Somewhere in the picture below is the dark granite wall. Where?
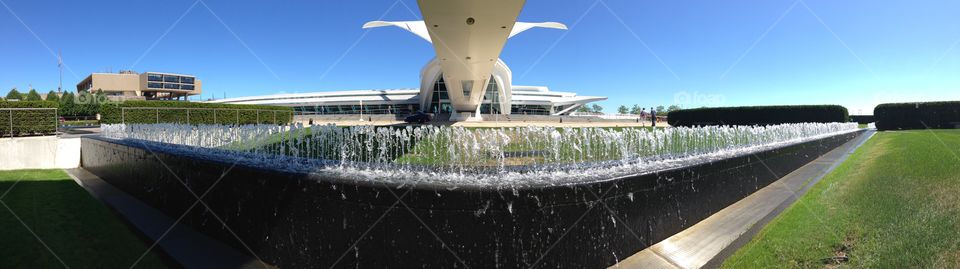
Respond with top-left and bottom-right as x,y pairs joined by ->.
81,130 -> 862,268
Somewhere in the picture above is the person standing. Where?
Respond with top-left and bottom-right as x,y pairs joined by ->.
651,107 -> 657,127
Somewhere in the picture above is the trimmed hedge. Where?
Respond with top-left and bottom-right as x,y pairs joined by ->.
874,101 -> 960,131
0,101 -> 59,137
849,115 -> 876,124
100,101 -> 294,125
667,105 -> 849,127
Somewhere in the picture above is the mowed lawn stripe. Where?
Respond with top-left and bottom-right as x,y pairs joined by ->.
722,130 -> 960,268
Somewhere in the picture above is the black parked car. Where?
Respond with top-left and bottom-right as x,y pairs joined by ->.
404,112 -> 433,124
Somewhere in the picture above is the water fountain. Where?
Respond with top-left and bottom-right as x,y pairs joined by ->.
83,123 -> 863,268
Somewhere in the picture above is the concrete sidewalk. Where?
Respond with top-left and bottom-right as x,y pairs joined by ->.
612,130 -> 876,269
66,168 -> 271,269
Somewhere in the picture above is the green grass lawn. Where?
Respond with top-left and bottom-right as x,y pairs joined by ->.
0,169 -> 168,269
723,130 -> 960,268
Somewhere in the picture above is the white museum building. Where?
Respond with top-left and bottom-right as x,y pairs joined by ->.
209,2 -> 606,120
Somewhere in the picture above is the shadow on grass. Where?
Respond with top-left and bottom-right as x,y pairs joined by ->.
0,174 -> 169,269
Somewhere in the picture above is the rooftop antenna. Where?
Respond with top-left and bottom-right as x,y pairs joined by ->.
57,50 -> 63,94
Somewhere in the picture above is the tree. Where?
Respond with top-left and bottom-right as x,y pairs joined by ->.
617,105 -> 628,114
576,105 -> 590,113
630,104 -> 643,115
656,105 -> 665,113
591,104 -> 603,114
59,92 -> 77,116
667,105 -> 681,113
45,91 -> 59,102
25,89 -> 42,101
5,88 -> 22,100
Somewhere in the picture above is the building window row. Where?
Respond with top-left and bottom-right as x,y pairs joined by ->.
147,82 -> 196,91
294,104 -> 420,115
511,105 -> 552,115
147,73 -> 195,85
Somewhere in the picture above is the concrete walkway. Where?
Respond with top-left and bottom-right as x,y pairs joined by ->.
65,168 -> 271,269
612,130 -> 876,269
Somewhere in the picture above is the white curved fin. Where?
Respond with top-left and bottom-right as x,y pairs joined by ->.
509,22 -> 568,38
364,21 -> 567,43
362,21 -> 432,43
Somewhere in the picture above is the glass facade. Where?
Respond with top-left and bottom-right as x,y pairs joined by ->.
479,77 -> 502,114
428,77 -> 452,114
146,73 -> 195,91
426,74 -> 553,115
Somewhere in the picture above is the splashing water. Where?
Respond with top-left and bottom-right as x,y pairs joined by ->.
100,123 -> 859,187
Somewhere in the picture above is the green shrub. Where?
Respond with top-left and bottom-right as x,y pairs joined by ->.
45,91 -> 60,102
25,89 -> 42,101
667,105 -> 849,127
0,101 -> 58,137
874,101 -> 960,131
100,101 -> 294,125
5,88 -> 23,100
849,115 -> 876,124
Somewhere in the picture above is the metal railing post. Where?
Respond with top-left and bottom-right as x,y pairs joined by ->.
121,107 -> 125,124
235,109 -> 240,125
256,110 -> 260,124
156,108 -> 160,124
213,109 -> 217,125
273,110 -> 277,125
9,110 -> 13,137
186,109 -> 190,124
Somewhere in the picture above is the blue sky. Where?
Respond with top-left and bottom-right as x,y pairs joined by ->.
2,0 -> 958,114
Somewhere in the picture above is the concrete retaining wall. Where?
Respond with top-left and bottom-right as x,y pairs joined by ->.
0,136 -> 81,170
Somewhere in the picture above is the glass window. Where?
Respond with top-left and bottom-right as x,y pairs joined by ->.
163,75 -> 179,83
147,74 -> 163,82
181,84 -> 195,90
180,77 -> 195,84
511,105 -> 551,115
482,76 -> 501,114
148,82 -> 162,89
163,83 -> 180,89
